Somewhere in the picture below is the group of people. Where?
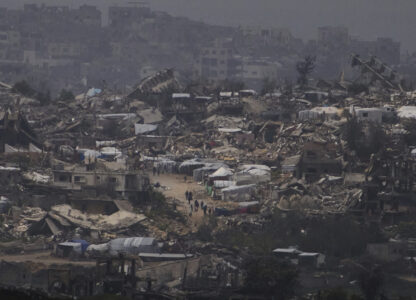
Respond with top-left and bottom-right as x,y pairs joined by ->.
185,190 -> 212,217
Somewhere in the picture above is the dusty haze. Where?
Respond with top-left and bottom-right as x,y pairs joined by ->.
2,0 -> 415,51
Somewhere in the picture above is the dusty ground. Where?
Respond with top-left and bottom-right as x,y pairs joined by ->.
149,173 -> 236,232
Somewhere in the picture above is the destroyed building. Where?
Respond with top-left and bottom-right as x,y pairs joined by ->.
2,2 -> 416,299
52,164 -> 150,202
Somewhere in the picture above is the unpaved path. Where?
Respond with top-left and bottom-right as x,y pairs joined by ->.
150,174 -> 217,230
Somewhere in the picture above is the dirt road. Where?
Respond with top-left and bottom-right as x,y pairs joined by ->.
150,173 -> 216,229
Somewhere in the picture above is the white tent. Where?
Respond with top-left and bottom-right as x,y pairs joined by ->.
209,167 -> 233,178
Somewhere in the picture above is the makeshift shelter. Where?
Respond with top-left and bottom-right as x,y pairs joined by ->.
108,237 -> 159,255
154,159 -> 177,173
208,167 -> 233,181
179,159 -> 206,176
234,165 -> 271,185
222,184 -> 256,202
56,242 -> 83,258
193,163 -> 228,181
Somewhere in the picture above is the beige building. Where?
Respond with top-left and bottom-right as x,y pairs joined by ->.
52,165 -> 150,201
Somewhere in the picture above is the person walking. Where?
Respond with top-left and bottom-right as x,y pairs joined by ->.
185,190 -> 189,203
194,199 -> 199,212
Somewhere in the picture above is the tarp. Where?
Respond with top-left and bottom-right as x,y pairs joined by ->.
82,149 -> 102,160
23,171 -> 50,183
172,93 -> 191,99
222,184 -> 256,202
108,237 -> 157,255
218,128 -> 242,133
138,108 -> 163,124
209,167 -> 233,178
58,242 -> 82,254
86,243 -> 109,255
192,162 -> 227,180
135,124 -> 158,135
100,147 -> 122,157
86,88 -> 102,97
70,239 -> 89,253
97,113 -> 136,120
398,106 -> 416,119
213,180 -> 235,188
0,197 -> 11,214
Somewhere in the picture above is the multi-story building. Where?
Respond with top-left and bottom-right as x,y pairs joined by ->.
52,165 -> 150,202
108,4 -> 151,27
193,38 -> 238,83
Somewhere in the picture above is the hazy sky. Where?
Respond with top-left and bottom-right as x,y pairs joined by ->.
4,0 -> 416,52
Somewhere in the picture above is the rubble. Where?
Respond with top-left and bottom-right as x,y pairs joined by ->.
2,54 -> 416,298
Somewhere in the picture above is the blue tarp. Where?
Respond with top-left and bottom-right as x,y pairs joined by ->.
70,239 -> 90,253
86,88 -> 102,97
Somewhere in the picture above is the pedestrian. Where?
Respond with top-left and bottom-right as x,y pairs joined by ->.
184,175 -> 187,182
208,207 -> 212,215
185,190 -> 189,202
200,201 -> 204,208
190,204 -> 193,212
157,166 -> 160,176
203,205 -> 207,215
152,166 -> 156,176
194,199 -> 199,212
189,191 -> 193,201
189,205 -> 193,217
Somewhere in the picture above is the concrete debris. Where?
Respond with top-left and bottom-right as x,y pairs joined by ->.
1,46 -> 416,298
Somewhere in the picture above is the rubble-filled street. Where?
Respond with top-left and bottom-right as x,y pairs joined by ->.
1,2 -> 416,300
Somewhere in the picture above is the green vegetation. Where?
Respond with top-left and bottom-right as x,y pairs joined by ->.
59,89 -> 75,101
343,117 -> 388,160
12,80 -> 51,105
397,221 -> 416,238
12,80 -> 36,97
146,191 -> 186,225
195,216 -> 217,242
215,212 -> 386,258
243,256 -> 298,299
296,55 -> 316,87
319,288 -> 364,300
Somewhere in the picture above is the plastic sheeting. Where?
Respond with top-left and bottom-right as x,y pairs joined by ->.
222,184 -> 256,202
108,237 -> 158,255
135,124 -> 158,135
86,88 -> 102,97
209,167 -> 233,178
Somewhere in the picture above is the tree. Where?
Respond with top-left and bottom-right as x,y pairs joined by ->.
296,55 -> 316,87
36,90 -> 51,105
59,89 -> 75,101
12,80 -> 36,97
359,266 -> 384,300
243,256 -> 298,299
342,117 -> 387,160
402,119 -> 416,146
